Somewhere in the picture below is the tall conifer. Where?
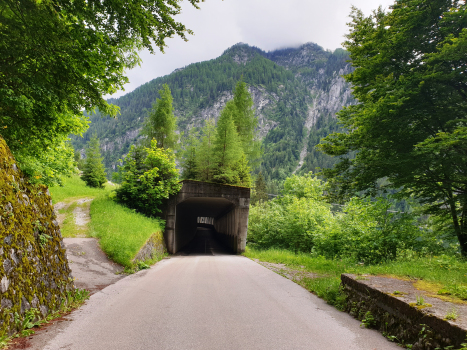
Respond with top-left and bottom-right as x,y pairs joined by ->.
196,119 -> 216,182
143,84 -> 178,150
231,79 -> 261,165
212,106 -> 243,184
81,135 -> 107,188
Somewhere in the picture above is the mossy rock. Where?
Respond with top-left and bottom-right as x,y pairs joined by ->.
0,137 -> 74,335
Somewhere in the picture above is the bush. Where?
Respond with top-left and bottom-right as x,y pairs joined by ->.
115,140 -> 181,217
248,172 -> 333,252
248,172 -> 439,264
313,197 -> 427,264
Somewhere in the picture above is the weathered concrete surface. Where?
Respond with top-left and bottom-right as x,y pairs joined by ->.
132,232 -> 166,263
164,180 -> 250,254
41,255 -> 399,350
342,274 -> 467,350
64,238 -> 124,294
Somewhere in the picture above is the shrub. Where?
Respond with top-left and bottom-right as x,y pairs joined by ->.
115,140 -> 181,217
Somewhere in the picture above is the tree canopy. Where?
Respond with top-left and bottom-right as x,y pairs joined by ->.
115,140 -> 181,217
318,0 -> 467,255
81,135 -> 107,188
142,84 -> 179,150
0,0 -> 200,183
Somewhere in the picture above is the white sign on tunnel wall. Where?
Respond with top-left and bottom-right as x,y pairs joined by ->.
197,217 -> 214,225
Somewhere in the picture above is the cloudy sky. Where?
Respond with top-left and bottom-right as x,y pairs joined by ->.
110,0 -> 394,98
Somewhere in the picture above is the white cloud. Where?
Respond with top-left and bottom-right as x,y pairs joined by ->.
110,0 -> 394,98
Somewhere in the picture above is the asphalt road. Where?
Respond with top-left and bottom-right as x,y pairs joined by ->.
42,234 -> 399,350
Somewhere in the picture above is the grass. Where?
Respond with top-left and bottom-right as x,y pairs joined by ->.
89,196 -> 165,268
243,247 -> 467,306
49,175 -> 114,204
445,307 -> 459,321
50,175 -> 166,269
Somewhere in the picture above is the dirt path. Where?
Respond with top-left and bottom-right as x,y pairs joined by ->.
54,198 -> 93,237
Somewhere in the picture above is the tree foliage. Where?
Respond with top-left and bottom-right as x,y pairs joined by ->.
231,80 -> 261,165
142,84 -> 178,149
0,0 -> 200,182
179,80 -> 258,187
248,173 -> 443,263
318,0 -> 467,255
251,172 -> 268,205
115,140 -> 181,217
81,135 -> 107,188
212,106 -> 244,184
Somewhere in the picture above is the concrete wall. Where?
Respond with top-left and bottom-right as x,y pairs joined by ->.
163,180 -> 250,254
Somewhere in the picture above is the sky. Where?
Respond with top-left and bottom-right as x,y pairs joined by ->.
110,0 -> 394,98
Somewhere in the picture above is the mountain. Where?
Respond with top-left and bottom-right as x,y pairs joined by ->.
72,43 -> 354,188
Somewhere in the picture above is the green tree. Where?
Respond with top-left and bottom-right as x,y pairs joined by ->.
252,172 -> 268,204
0,0 -> 200,183
318,1 -> 467,255
231,80 -> 262,165
115,140 -> 181,217
81,135 -> 107,188
142,84 -> 178,149
212,107 -> 243,184
196,119 -> 217,182
180,128 -> 200,180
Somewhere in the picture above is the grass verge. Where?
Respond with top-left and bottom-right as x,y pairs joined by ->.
49,175 -> 114,204
244,247 -> 467,306
89,195 -> 165,269
50,175 -> 167,270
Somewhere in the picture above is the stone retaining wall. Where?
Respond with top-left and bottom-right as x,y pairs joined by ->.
0,137 -> 74,335
341,274 -> 466,349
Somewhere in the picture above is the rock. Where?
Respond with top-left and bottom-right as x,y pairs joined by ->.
1,298 -> 12,309
1,277 -> 9,293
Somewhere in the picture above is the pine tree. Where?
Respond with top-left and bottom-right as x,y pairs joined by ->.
143,84 -> 178,150
212,106 -> 243,184
180,128 -> 200,180
81,135 -> 107,188
253,172 -> 267,204
196,119 -> 216,182
231,79 -> 262,166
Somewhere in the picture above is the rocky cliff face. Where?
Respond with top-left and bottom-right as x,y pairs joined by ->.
0,136 -> 74,335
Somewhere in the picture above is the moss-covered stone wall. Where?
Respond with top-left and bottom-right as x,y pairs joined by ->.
341,274 -> 466,350
0,137 -> 74,335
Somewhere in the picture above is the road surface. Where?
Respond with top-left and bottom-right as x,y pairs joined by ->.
42,231 -> 399,350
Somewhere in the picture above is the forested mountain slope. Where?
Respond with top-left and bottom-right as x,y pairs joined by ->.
72,43 -> 354,185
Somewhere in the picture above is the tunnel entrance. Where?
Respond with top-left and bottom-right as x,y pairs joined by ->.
176,227 -> 233,255
163,180 -> 250,255
174,197 -> 236,254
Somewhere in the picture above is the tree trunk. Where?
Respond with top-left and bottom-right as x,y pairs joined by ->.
449,199 -> 467,257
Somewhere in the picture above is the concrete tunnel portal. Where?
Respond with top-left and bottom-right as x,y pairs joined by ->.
163,180 -> 250,254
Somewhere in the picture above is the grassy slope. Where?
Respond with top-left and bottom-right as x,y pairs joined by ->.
244,248 -> 467,308
50,175 -> 165,268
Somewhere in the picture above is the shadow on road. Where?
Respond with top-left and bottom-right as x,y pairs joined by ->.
176,227 -> 233,256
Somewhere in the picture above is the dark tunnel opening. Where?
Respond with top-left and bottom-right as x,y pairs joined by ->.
174,197 -> 236,255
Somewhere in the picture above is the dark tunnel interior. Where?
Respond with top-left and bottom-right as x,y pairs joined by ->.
175,197 -> 235,255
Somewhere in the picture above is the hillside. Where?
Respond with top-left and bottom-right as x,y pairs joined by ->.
72,43 -> 354,186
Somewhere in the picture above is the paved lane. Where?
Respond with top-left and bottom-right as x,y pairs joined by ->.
43,248 -> 399,349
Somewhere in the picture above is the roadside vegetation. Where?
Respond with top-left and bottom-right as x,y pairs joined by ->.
245,172 -> 467,309
0,288 -> 90,349
50,175 -> 166,271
